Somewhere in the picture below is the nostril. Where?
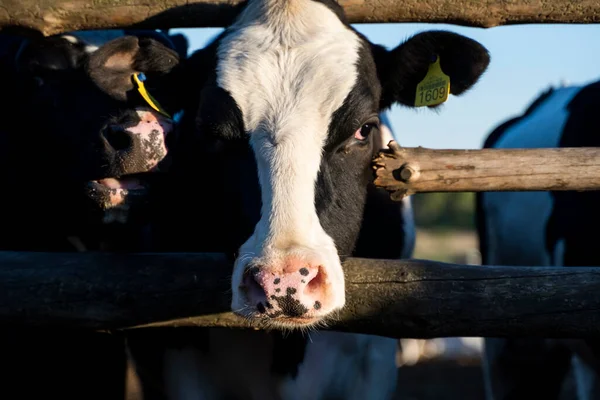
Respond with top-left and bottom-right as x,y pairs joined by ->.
241,268 -> 260,291
104,125 -> 133,151
241,267 -> 268,310
306,266 -> 325,294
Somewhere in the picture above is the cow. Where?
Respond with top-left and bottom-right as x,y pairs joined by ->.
124,1 -> 491,399
0,29 -> 184,399
476,79 -> 600,400
0,28 -> 186,251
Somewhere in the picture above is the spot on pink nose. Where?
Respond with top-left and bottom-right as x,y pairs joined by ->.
243,261 -> 329,318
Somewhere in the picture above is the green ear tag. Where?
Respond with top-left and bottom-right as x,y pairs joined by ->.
414,56 -> 450,107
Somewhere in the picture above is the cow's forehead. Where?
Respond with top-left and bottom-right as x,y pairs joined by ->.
216,0 -> 363,137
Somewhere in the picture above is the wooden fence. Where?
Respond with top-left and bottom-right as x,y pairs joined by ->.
3,249 -> 600,339
0,0 -> 599,340
2,0 -> 600,36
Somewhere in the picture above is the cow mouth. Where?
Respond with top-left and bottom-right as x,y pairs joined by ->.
91,175 -> 146,192
86,174 -> 151,210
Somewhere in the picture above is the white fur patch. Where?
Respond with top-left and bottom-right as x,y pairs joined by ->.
217,0 -> 361,317
481,85 -> 581,266
278,332 -> 398,400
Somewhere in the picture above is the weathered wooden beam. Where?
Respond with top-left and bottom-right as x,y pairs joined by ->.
0,0 -> 599,37
373,143 -> 600,201
1,251 -> 600,338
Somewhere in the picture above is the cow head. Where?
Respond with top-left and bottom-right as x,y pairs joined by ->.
181,0 -> 490,328
9,32 -> 180,224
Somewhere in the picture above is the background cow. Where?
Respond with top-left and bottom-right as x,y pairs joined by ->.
0,28 -> 185,252
0,29 -> 184,399
127,0 -> 490,398
476,79 -> 600,400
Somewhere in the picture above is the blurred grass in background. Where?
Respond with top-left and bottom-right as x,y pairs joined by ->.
393,192 -> 485,400
410,192 -> 480,264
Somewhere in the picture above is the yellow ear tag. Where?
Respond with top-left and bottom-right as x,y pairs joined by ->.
414,56 -> 450,107
132,73 -> 172,119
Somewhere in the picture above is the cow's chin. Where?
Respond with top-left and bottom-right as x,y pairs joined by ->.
237,310 -> 327,331
232,303 -> 336,331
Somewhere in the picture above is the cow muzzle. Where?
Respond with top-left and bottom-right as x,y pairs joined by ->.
85,109 -> 174,217
232,243 -> 346,329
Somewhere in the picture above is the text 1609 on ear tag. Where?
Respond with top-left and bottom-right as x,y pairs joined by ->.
414,56 -> 450,107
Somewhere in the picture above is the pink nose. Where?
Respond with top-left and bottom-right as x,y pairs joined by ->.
242,261 -> 326,318
104,110 -> 172,174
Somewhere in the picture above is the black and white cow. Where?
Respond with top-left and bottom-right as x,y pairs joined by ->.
0,29 -> 185,251
0,29 -> 184,399
476,79 -> 600,400
127,1 -> 490,398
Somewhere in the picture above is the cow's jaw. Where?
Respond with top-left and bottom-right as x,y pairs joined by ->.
219,0 -> 360,328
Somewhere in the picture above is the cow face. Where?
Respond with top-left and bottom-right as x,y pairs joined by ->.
10,33 -> 180,223
185,0 -> 490,328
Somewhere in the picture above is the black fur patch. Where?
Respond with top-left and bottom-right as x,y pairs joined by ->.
312,41 -> 381,258
86,35 -> 179,102
546,80 -> 600,267
271,330 -> 308,378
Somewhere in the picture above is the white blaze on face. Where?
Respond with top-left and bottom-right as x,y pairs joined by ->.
217,0 -> 361,316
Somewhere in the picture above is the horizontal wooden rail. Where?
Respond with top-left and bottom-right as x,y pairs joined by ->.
1,0 -> 599,37
1,251 -> 600,338
374,143 -> 600,200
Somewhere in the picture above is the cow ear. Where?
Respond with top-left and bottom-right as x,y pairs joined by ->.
373,30 -> 490,110
14,35 -> 88,86
86,35 -> 180,102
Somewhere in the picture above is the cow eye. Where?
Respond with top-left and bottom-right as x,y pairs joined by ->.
354,122 -> 378,141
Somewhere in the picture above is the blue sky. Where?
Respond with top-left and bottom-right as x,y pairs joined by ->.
171,23 -> 600,149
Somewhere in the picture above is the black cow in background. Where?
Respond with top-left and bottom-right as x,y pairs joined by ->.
0,28 -> 186,252
0,28 -> 185,399
476,79 -> 600,400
